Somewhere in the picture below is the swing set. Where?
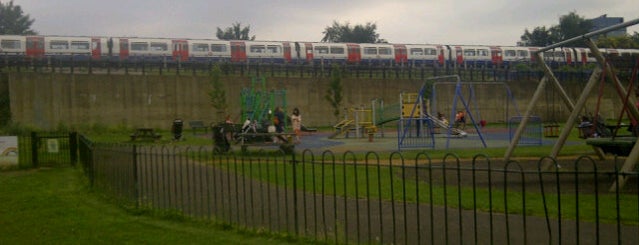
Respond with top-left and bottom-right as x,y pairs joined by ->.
506,17 -> 639,190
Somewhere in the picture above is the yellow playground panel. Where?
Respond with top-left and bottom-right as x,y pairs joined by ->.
329,107 -> 377,139
401,93 -> 423,118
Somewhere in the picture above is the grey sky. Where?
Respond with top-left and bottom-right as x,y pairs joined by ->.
10,0 -> 639,46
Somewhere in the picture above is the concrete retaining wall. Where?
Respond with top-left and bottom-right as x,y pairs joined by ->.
5,73 -> 623,130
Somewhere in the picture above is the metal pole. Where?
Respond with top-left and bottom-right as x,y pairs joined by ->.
535,18 -> 639,53
504,76 -> 549,161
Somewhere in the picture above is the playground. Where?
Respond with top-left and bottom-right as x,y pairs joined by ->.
324,75 -> 544,152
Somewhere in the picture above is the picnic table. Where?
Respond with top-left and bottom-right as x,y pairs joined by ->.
130,128 -> 162,141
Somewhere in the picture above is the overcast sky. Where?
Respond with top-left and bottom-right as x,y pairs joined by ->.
10,0 -> 639,46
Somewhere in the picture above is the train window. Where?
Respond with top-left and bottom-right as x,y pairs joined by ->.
364,47 -> 377,55
131,42 -> 148,51
211,44 -> 227,52
464,49 -> 476,56
266,45 -> 280,53
504,50 -> 516,57
1,40 -> 21,49
425,48 -> 437,55
49,40 -> 69,50
70,41 -> 89,50
315,46 -> 329,54
150,42 -> 168,51
410,48 -> 423,55
477,49 -> 489,56
330,46 -> 344,54
378,47 -> 391,55
250,45 -> 265,53
192,43 -> 209,52
517,50 -> 528,57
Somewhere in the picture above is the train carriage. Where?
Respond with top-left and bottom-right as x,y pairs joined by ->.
43,36 -> 93,61
404,44 -> 446,66
359,43 -> 394,65
188,39 -> 231,62
307,42 -> 349,64
451,45 -> 493,68
0,35 -> 27,58
125,38 -> 173,62
244,41 -> 286,63
501,46 -> 533,66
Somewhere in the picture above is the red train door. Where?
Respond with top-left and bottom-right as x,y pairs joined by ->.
564,49 -> 573,65
91,38 -> 101,60
455,46 -> 463,65
172,40 -> 188,61
490,46 -> 502,66
119,38 -> 129,60
25,36 -> 44,58
393,44 -> 407,64
304,43 -> 313,62
230,41 -> 247,62
282,42 -> 292,62
346,44 -> 361,63
437,45 -> 445,65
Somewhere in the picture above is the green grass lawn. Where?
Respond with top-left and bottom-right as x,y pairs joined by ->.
0,166 -> 310,244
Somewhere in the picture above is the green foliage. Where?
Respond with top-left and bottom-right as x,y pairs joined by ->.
520,11 -> 592,47
596,34 -> 639,48
321,20 -> 383,43
324,64 -> 343,120
216,22 -> 256,40
0,0 -> 36,35
208,64 -> 228,117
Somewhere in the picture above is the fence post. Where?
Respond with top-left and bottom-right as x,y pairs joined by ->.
69,132 -> 78,167
291,152 -> 299,236
30,131 -> 38,168
132,144 -> 139,209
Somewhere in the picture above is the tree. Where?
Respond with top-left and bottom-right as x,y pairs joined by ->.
321,21 -> 382,43
0,0 -> 36,35
216,22 -> 255,40
208,64 -> 228,121
520,26 -> 554,46
596,35 -> 639,48
325,64 -> 343,121
519,11 -> 591,47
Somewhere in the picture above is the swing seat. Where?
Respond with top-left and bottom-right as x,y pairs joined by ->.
543,124 -> 560,137
586,137 -> 636,156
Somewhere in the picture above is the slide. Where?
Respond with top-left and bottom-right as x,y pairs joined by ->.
428,114 -> 467,137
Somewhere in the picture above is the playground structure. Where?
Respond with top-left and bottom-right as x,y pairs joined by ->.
330,75 -> 533,151
506,18 -> 639,190
240,77 -> 287,127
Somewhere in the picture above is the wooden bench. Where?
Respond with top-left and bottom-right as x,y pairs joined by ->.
189,120 -> 208,135
130,128 -> 161,141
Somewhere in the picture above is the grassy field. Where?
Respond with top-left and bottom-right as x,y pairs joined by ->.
0,166 -> 312,244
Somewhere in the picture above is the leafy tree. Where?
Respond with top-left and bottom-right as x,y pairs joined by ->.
325,64 -> 343,121
596,34 -> 639,48
0,0 -> 36,35
519,11 -> 591,47
208,64 -> 228,121
321,21 -> 382,43
216,22 -> 255,40
520,26 -> 554,46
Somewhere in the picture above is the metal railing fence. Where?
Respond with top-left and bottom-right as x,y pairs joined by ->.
78,135 -> 638,244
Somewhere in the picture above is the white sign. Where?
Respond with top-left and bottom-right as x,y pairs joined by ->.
47,139 -> 59,153
0,136 -> 18,167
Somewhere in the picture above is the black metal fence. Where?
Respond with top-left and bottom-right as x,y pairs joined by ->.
1,57 -> 603,83
16,132 -> 76,168
77,135 -> 639,244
